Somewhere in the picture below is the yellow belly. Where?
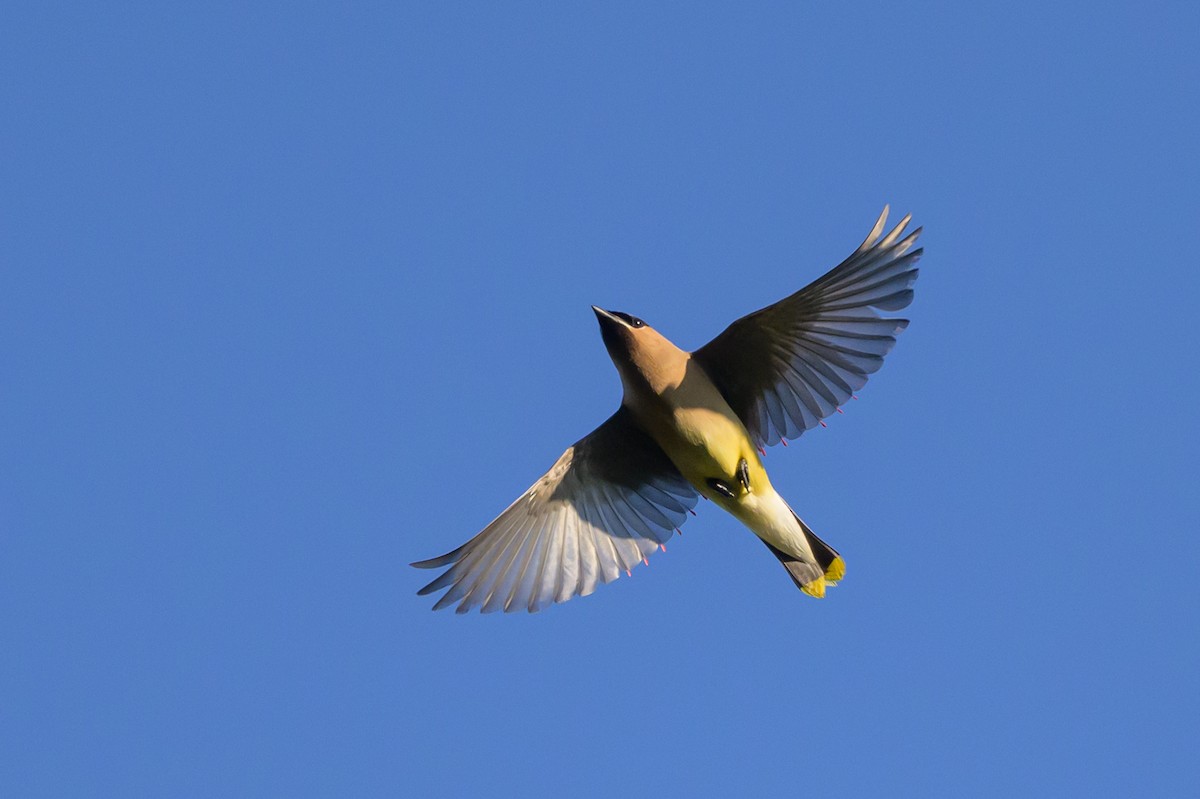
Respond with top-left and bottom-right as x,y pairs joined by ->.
633,367 -> 769,501
666,405 -> 762,488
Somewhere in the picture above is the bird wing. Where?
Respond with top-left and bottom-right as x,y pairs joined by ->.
691,206 -> 921,449
411,406 -> 700,613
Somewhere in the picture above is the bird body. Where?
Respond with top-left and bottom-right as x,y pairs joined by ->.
413,208 -> 920,613
598,321 -> 836,597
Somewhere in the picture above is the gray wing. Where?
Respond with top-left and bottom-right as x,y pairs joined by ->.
691,207 -> 921,449
411,407 -> 700,614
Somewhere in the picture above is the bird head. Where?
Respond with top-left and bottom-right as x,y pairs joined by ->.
591,305 -> 653,360
591,306 -> 686,393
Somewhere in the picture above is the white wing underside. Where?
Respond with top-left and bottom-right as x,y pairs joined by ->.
412,408 -> 699,613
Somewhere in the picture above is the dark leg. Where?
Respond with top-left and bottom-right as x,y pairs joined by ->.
705,477 -> 736,499
737,458 -> 750,491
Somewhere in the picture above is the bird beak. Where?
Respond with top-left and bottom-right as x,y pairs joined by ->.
592,306 -> 627,349
591,305 -> 621,324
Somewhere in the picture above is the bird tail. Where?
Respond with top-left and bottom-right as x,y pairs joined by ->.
761,510 -> 844,599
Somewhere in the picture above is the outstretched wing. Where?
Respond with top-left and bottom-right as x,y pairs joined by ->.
411,407 -> 699,613
691,207 -> 921,449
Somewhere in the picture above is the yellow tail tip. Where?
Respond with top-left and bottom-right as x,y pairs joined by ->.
824,557 -> 845,585
801,576 -> 826,598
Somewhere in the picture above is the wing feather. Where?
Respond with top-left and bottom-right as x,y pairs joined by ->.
692,207 -> 921,448
411,407 -> 699,613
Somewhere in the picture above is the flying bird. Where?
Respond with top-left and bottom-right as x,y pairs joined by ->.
412,207 -> 921,613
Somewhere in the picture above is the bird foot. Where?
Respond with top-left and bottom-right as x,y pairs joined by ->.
705,477 -> 736,499
737,458 -> 750,491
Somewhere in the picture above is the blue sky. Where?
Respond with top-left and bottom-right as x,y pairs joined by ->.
3,2 -> 1198,795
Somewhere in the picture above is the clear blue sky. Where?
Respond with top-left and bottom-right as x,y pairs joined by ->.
3,2 -> 1197,796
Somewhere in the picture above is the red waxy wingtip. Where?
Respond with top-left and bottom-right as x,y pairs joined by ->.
757,446 -> 766,456
625,569 -> 632,577
836,408 -> 844,414
781,438 -> 789,447
819,421 -> 827,428
675,528 -> 682,536
659,543 -> 666,552
642,557 -> 649,566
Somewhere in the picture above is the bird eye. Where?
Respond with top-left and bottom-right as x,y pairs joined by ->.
611,311 -> 646,329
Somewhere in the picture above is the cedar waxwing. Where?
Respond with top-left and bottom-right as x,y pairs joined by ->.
413,207 -> 921,613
